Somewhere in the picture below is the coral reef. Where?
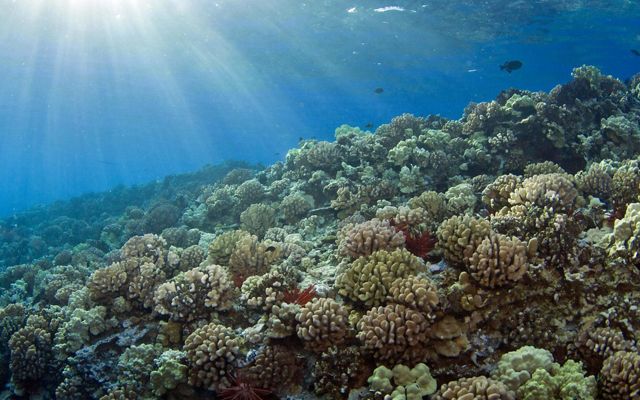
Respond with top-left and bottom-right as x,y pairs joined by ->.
2,67 -> 640,400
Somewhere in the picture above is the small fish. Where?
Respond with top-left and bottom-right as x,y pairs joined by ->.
265,245 -> 277,252
374,6 -> 405,12
632,49 -> 640,56
365,122 -> 373,129
500,60 -> 523,73
374,87 -> 384,94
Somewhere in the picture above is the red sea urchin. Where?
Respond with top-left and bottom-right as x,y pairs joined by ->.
391,220 -> 437,259
283,285 -> 317,306
218,374 -> 274,400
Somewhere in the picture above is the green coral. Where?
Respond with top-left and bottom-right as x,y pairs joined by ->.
149,350 -> 188,396
336,248 -> 424,307
368,363 -> 437,399
517,360 -> 596,400
492,346 -> 555,392
240,203 -> 276,239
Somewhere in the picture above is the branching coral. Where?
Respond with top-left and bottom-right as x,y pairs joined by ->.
508,173 -> 578,212
573,325 -> 636,373
240,267 -> 296,310
433,376 -> 515,400
517,360 -> 596,400
240,203 -> 276,239
336,248 -> 424,307
87,234 -> 173,309
183,322 -> 243,390
599,351 -> 640,400
154,264 -> 236,321
386,275 -> 440,317
240,344 -> 301,392
9,319 -> 53,395
337,218 -> 405,258
467,233 -> 528,288
437,215 -> 492,266
482,174 -> 522,212
296,297 -> 350,352
312,345 -> 365,398
207,229 -> 251,266
281,192 -> 314,223
357,303 -> 432,364
576,162 -> 613,200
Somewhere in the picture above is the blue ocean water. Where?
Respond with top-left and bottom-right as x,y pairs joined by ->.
0,0 -> 638,216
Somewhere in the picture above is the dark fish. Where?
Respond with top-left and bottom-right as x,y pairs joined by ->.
265,245 -> 277,252
365,123 -> 373,129
374,87 -> 384,94
500,60 -> 523,73
632,49 -> 640,56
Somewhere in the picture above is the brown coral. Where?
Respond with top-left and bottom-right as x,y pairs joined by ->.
88,234 -> 174,309
437,215 -> 492,266
207,230 -> 251,266
296,298 -> 350,352
523,161 -> 566,177
183,322 -> 243,390
87,261 -> 128,302
228,234 -> 280,280
482,174 -> 522,212
574,326 -> 636,373
408,191 -> 448,224
0,303 -> 26,350
433,376 -> 515,400
508,173 -> 577,211
386,275 -> 440,317
336,248 -> 424,307
576,162 -> 613,200
121,234 -> 167,262
240,267 -> 296,311
611,160 -> 640,210
467,233 -> 528,288
312,346 -> 366,398
337,218 -> 405,259
240,203 -> 276,239
599,351 -> 640,400
127,261 -> 166,309
9,324 -> 52,394
356,303 -> 431,363
240,344 -> 302,391
179,245 -> 205,271
154,264 -> 236,321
